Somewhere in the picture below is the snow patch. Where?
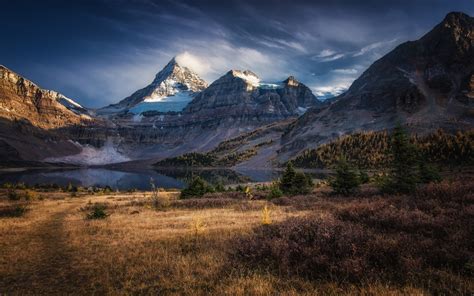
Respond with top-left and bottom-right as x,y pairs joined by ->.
129,91 -> 193,114
297,106 -> 308,115
132,114 -> 143,122
45,140 -> 129,165
259,82 -> 284,89
234,71 -> 260,87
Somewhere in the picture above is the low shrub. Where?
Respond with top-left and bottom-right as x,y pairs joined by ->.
267,183 -> 283,199
0,204 -> 29,218
180,177 -> 215,199
7,190 -> 20,201
233,183 -> 473,292
23,190 -> 39,201
86,203 -> 109,220
233,216 -> 380,281
171,198 -> 239,209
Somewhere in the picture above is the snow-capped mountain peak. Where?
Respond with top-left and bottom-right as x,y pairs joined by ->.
99,57 -> 208,115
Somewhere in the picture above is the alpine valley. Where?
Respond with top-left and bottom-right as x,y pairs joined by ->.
0,12 -> 473,169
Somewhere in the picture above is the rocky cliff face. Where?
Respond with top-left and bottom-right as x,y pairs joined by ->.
278,12 -> 474,161
0,65 -> 93,129
99,58 -> 208,115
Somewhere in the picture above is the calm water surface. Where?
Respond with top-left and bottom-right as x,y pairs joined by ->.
0,168 -> 330,190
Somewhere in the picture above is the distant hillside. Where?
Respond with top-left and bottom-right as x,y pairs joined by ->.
291,129 -> 473,169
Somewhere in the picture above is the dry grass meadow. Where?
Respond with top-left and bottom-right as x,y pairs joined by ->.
0,177 -> 473,295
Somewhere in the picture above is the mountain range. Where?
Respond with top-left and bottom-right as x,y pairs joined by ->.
0,12 -> 472,168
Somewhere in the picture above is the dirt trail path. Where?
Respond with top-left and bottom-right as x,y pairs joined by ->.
0,200 -> 92,295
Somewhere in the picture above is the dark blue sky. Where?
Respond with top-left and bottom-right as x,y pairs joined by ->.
1,0 -> 472,107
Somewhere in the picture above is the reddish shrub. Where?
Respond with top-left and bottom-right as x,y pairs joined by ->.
171,198 -> 239,209
233,189 -> 473,286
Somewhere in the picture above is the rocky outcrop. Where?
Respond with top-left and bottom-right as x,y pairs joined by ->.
278,12 -> 474,162
0,65 -> 94,129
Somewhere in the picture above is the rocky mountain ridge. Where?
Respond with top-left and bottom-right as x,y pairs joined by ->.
0,65 -> 94,129
276,11 -> 474,162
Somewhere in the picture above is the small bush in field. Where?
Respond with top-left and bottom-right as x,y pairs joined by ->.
149,178 -> 170,209
267,182 -> 283,199
329,157 -> 361,195
180,176 -> 214,199
244,186 -> 253,199
214,181 -> 226,192
86,203 -> 109,220
15,182 -> 27,190
66,183 -> 78,193
7,190 -> 20,201
261,205 -> 271,225
23,190 -> 38,201
0,204 -> 29,218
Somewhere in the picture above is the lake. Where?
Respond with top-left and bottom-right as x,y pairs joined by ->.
0,167 -> 331,190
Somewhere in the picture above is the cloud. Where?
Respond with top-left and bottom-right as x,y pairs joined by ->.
353,38 -> 398,57
312,83 -> 350,99
175,51 -> 212,77
316,49 -> 336,58
169,39 -> 288,82
315,53 -> 346,62
331,68 -> 358,74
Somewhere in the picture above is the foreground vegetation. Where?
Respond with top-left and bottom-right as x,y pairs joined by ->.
0,172 -> 472,295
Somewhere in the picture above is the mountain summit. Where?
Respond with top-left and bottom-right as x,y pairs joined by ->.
184,69 -> 320,116
99,58 -> 208,115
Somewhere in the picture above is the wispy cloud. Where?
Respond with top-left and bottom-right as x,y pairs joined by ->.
313,53 -> 346,62
353,38 -> 399,57
316,49 -> 336,58
331,68 -> 358,74
312,83 -> 350,99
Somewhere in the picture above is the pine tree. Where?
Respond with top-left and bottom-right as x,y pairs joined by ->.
383,125 -> 419,194
180,176 -> 213,199
279,162 -> 313,195
330,157 -> 361,195
279,162 -> 297,194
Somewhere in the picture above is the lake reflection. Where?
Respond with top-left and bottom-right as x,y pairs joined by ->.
0,167 -> 330,190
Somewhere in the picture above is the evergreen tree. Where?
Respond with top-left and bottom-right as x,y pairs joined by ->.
279,162 -> 297,194
418,161 -> 441,184
279,162 -> 313,195
383,125 -> 419,194
330,157 -> 361,195
180,176 -> 213,199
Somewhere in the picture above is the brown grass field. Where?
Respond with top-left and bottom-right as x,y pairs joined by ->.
0,176 -> 473,295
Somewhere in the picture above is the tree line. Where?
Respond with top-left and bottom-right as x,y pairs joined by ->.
292,129 -> 473,169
